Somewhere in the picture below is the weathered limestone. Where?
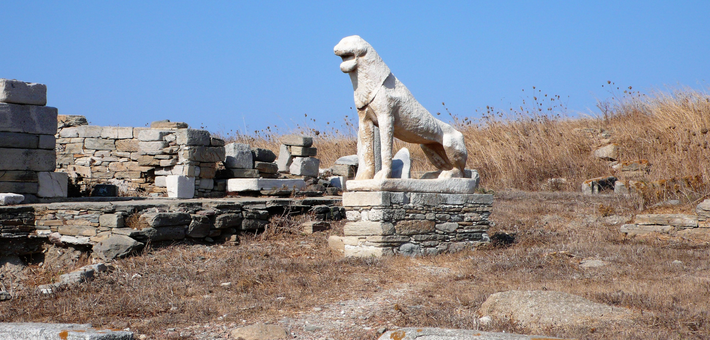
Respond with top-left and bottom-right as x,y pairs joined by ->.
0,79 -> 47,105
289,156 -> 320,177
621,213 -> 703,236
166,175 -> 195,199
334,36 -> 467,179
593,143 -> 619,161
0,193 -> 24,206
346,176 -> 480,194
225,143 -> 253,169
37,172 -> 68,198
227,178 -> 306,192
0,322 -> 133,340
336,191 -> 492,257
0,104 -> 58,135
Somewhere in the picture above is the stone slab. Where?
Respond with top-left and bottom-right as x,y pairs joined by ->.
289,146 -> 317,157
252,148 -> 277,162
229,168 -> 260,178
378,327 -> 568,340
281,135 -> 313,147
346,178 -> 480,194
176,129 -> 211,146
100,126 -> 133,139
635,214 -> 698,228
0,103 -> 57,135
0,79 -> 47,105
0,132 -> 40,149
0,193 -> 24,205
37,172 -> 68,198
0,171 -> 38,182
343,221 -> 395,236
289,157 -> 319,177
38,135 -> 55,150
0,322 -> 134,340
0,181 -> 38,194
0,148 -> 55,171
227,178 -> 306,192
342,191 -> 392,207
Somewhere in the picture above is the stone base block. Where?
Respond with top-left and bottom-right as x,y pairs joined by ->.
346,177 -> 480,194
0,148 -> 56,171
37,172 -> 68,198
340,190 -> 493,258
0,103 -> 57,135
0,79 -> 47,105
289,157 -> 319,177
166,175 -> 195,199
226,178 -> 306,192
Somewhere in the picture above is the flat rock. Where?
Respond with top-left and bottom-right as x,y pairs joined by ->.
335,154 -> 359,166
0,322 -> 133,340
281,135 -> 313,147
346,178 -> 479,194
378,327 -> 569,340
635,214 -> 698,228
477,290 -> 633,332
227,178 -> 306,192
230,322 -> 288,340
93,235 -> 144,261
0,193 -> 24,205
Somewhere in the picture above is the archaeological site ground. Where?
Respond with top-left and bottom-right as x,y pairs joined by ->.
2,77 -> 710,340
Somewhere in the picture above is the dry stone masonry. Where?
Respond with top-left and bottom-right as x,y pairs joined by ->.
0,79 -> 66,201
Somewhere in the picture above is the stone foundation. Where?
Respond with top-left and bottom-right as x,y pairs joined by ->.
332,190 -> 493,257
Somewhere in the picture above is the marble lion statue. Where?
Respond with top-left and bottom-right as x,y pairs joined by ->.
334,35 -> 468,180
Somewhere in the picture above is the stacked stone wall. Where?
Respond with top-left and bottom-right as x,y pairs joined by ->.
0,79 -> 66,199
334,191 -> 493,257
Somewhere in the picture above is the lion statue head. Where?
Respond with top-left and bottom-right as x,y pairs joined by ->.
334,35 -> 392,110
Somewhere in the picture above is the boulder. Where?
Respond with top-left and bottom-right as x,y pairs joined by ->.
230,323 -> 288,340
593,143 -> 619,161
477,290 -> 633,332
93,235 -> 144,261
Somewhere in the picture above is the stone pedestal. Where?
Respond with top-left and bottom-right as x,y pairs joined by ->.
332,178 -> 493,257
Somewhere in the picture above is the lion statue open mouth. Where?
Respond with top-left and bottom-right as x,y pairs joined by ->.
334,35 -> 468,180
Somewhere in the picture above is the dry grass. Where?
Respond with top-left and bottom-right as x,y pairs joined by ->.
4,192 -> 710,339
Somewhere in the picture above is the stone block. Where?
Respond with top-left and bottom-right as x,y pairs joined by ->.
139,141 -> 169,155
0,148 -> 55,171
166,175 -> 195,198
57,115 -> 88,128
0,171 -> 38,182
37,172 -> 68,198
332,164 -> 357,178
282,135 -> 313,147
101,126 -> 133,139
141,226 -> 186,241
229,168 -> 260,178
214,213 -> 243,229
289,157 -> 319,177
91,184 -> 118,197
187,215 -> 211,238
344,221 -> 395,236
137,129 -> 171,141
635,214 -> 698,228
0,79 -> 47,105
76,125 -> 103,138
697,199 -> 710,221
252,148 -> 277,162
346,178 -> 481,194
395,220 -> 436,235
183,146 -> 225,163
211,137 -> 225,146
176,129 -> 211,146
137,155 -> 160,166
242,218 -> 269,231
0,132 -> 39,149
227,178 -> 306,192
99,214 -> 124,228
255,161 -> 278,174
344,245 -> 384,257
199,163 -> 216,179
435,222 -> 459,233
335,154 -> 359,165
620,223 -> 673,235
327,235 -> 345,253
276,144 -> 292,172
594,143 -> 619,161
38,135 -> 55,150
342,191 -> 391,207
289,146 -> 317,157
0,193 -> 24,205
155,175 -> 167,187
58,225 -> 96,237
0,103 -> 57,134
224,143 -> 253,168
150,120 -> 188,129
301,221 -> 330,234
84,138 -> 115,150
94,235 -> 143,261
140,212 -> 192,228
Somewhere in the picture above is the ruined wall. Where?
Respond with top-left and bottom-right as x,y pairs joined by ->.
55,117 -> 226,198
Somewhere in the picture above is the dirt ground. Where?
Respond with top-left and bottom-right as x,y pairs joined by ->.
2,191 -> 710,339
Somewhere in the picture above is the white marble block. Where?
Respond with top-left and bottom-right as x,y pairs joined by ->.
289,157 -> 320,177
226,178 -> 306,192
0,193 -> 25,205
276,144 -> 292,172
0,79 -> 47,105
224,143 -> 253,169
37,172 -> 68,198
166,175 -> 195,198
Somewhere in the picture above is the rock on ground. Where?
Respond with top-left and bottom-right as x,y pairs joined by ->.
230,323 -> 288,340
378,327 -> 570,340
477,290 -> 633,332
93,235 -> 144,261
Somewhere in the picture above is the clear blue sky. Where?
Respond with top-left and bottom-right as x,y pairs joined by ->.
4,1 -> 708,136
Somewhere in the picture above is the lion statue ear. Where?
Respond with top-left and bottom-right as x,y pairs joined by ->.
352,41 -> 392,109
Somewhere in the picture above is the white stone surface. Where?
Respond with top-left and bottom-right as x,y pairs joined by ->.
224,143 -> 253,169
0,79 -> 47,105
276,144 -> 292,172
226,178 -> 306,192
155,175 -> 167,187
37,172 -> 68,198
166,175 -> 195,199
137,129 -> 170,141
391,147 -> 411,179
0,103 -> 58,135
0,193 -> 24,205
335,154 -> 359,165
342,191 -> 391,207
344,245 -> 384,257
100,126 -> 133,139
289,157 -> 320,177
346,177 -> 479,194
281,135 -> 313,147
335,35 -> 467,179
344,221 -> 395,236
